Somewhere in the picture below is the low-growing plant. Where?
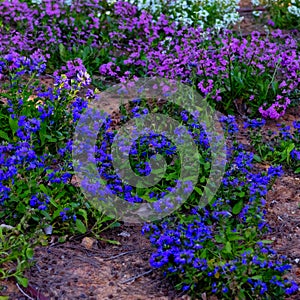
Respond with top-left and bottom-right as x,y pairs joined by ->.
245,118 -> 300,172
0,213 -> 47,287
108,0 -> 242,30
0,52 -> 114,235
252,0 -> 300,30
0,0 -> 118,73
141,116 -> 298,299
100,23 -> 300,118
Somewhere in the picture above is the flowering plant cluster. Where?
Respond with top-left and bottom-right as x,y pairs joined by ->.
0,1 -> 299,120
0,0 -> 299,297
0,0 -> 118,74
107,0 -> 242,30
81,95 -> 214,213
252,0 -> 300,29
245,118 -> 300,172
142,117 -> 298,299
0,54 -> 95,235
99,13 -> 300,118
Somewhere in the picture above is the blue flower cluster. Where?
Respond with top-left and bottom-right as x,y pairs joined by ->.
0,50 -> 46,80
0,54 -> 89,224
142,116 -> 298,298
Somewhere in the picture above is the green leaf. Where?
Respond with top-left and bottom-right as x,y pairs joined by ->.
260,239 -> 274,244
52,209 -> 61,220
39,123 -> 47,145
9,117 -> 18,134
0,130 -> 10,141
59,43 -> 67,61
232,200 -> 243,215
78,208 -> 88,224
253,154 -> 261,162
215,235 -> 224,243
228,234 -> 244,242
245,230 -> 252,239
295,167 -> 300,174
39,184 -> 48,194
200,249 -> 207,259
0,296 -> 10,300
287,143 -> 295,154
109,221 -> 121,229
251,275 -> 263,280
237,191 -> 245,198
25,248 -> 34,259
15,275 -> 28,287
224,241 -> 232,254
194,186 -> 203,196
76,219 -> 86,234
58,235 -> 68,243
16,202 -> 26,214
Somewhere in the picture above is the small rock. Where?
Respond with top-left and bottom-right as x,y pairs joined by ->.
118,231 -> 131,237
81,237 -> 97,249
44,225 -> 53,235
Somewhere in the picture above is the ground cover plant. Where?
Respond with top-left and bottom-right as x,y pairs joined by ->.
0,0 -> 300,299
251,0 -> 300,30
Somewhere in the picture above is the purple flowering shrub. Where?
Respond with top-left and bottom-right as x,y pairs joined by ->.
142,118 -> 298,299
0,0 -> 298,119
0,0 -> 118,74
97,7 -> 300,118
245,118 -> 300,172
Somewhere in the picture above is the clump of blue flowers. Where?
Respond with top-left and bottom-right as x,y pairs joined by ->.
142,117 -> 298,299
0,54 -> 90,231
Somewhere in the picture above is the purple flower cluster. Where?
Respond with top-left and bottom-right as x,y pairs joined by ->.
0,141 -> 46,205
97,6 -> 300,118
0,50 -> 46,80
77,100 -> 212,209
244,118 -> 266,129
0,0 -> 108,53
140,116 -> 296,298
0,0 -> 298,119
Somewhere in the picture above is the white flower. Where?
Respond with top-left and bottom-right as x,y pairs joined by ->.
77,70 -> 91,87
64,0 -> 72,6
198,9 -> 209,20
252,10 -> 262,17
251,0 -> 260,6
115,0 -> 243,30
288,5 -> 300,17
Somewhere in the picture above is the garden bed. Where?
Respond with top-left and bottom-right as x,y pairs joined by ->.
1,0 -> 300,299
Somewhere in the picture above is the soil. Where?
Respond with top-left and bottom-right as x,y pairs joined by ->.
1,1 -> 300,300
